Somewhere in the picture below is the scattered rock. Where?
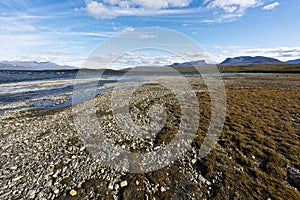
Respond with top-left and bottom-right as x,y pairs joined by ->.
120,181 -> 128,187
10,166 -> 18,170
69,189 -> 77,196
80,146 -> 86,151
12,176 -> 23,182
108,182 -> 114,190
191,159 -> 197,164
53,188 -> 59,194
45,180 -> 52,187
27,189 -> 36,199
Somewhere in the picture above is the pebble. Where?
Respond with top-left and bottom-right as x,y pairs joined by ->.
53,188 -> 59,194
80,146 -> 86,151
120,181 -> 128,187
108,183 -> 114,190
27,190 -> 36,199
135,180 -> 139,186
12,176 -> 23,182
160,186 -> 166,192
45,180 -> 52,187
69,189 -> 77,196
10,166 -> 18,170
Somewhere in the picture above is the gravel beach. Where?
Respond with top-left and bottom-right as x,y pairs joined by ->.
0,74 -> 299,200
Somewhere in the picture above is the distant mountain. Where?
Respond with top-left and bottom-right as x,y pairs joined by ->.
220,56 -> 284,66
286,59 -> 300,64
0,61 -> 77,71
167,60 -> 208,68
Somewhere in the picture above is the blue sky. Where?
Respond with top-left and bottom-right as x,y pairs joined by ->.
1,0 -> 300,68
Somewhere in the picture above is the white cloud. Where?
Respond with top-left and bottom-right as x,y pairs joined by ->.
262,2 -> 279,10
122,26 -> 135,32
202,0 -> 262,23
205,0 -> 261,12
102,0 -> 192,9
139,34 -> 157,39
84,0 -> 193,18
83,51 -> 211,69
242,47 -> 300,61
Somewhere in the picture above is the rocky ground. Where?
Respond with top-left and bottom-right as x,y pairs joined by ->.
0,74 -> 299,200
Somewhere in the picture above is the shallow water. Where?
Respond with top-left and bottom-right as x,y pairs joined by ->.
0,70 -> 120,113
0,70 -> 248,113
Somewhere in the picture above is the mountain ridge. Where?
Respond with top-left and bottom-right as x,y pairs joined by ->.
0,61 -> 77,71
286,58 -> 300,64
220,56 -> 284,66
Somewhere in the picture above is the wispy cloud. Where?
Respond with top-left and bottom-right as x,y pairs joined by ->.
81,0 -> 278,23
139,34 -> 157,39
202,0 -> 263,23
82,0 -> 196,19
262,2 -> 279,10
84,50 -> 212,69
243,47 -> 300,60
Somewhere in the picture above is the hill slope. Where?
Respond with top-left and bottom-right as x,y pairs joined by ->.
220,56 -> 284,66
287,59 -> 300,64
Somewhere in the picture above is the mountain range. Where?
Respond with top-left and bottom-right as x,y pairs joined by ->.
0,61 -> 77,71
219,56 -> 284,65
0,57 -> 300,71
167,60 -> 208,68
286,58 -> 300,64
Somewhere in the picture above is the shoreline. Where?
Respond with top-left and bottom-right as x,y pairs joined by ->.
1,72 -> 299,115
0,74 -> 299,199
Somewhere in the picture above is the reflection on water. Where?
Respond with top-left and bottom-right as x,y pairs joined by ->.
0,69 -> 228,113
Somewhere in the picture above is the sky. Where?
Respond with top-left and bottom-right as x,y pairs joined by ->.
1,0 -> 300,68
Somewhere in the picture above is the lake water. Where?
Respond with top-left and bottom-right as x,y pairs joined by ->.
0,69 -> 230,113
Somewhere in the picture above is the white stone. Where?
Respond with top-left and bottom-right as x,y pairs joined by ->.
120,180 -> 128,187
108,183 -> 114,190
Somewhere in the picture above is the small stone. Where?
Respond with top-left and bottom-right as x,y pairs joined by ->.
101,168 -> 105,174
206,180 -> 211,186
45,180 -> 52,187
191,159 -> 197,164
108,183 -> 114,190
53,188 -> 59,194
198,175 -> 206,183
12,176 -> 23,182
160,186 -> 166,192
53,171 -> 59,178
114,184 -> 119,190
154,146 -> 160,150
10,166 -> 18,170
69,189 -> 77,196
80,146 -> 85,151
120,180 -> 128,187
27,190 -> 36,199
38,191 -> 45,198
135,180 -> 139,186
